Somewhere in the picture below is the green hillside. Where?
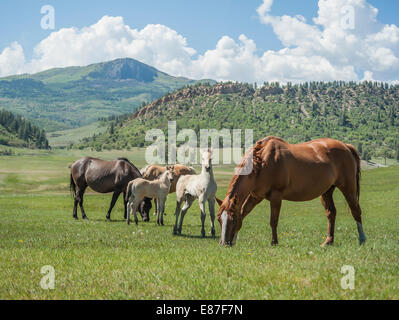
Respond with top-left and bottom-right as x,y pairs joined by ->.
0,109 -> 49,149
75,81 -> 399,160
0,58 -> 214,131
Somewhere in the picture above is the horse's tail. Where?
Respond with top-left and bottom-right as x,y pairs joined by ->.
346,144 -> 361,201
126,182 -> 133,203
70,173 -> 76,198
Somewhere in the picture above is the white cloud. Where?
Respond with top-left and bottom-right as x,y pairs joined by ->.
256,0 -> 399,82
1,1 -> 399,83
0,16 -> 196,78
0,42 -> 26,77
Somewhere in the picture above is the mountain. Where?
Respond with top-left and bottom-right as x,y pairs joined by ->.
0,109 -> 49,149
0,58 -> 215,131
75,81 -> 399,160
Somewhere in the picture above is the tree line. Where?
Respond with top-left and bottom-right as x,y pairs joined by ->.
0,109 -> 50,149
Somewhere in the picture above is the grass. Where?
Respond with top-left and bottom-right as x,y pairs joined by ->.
47,122 -> 107,148
0,148 -> 398,299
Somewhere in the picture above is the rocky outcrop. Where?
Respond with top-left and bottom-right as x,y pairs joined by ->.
132,82 -> 255,119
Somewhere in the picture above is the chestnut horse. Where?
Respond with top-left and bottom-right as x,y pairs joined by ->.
141,164 -> 196,193
141,164 -> 196,215
217,137 -> 366,247
70,157 -> 152,221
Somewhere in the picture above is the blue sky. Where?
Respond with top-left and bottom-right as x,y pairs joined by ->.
0,0 -> 317,58
1,0 -> 399,82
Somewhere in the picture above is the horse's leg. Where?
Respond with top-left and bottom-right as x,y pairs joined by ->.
173,198 -> 183,234
321,186 -> 336,246
339,187 -> 366,245
159,197 -> 166,226
72,197 -> 78,220
126,201 -> 132,225
153,199 -> 158,216
77,186 -> 88,220
106,191 -> 121,221
133,200 -> 140,225
129,197 -> 140,225
155,198 -> 160,225
208,197 -> 216,238
123,191 -> 127,220
269,192 -> 282,245
199,196 -> 207,238
178,195 -> 194,234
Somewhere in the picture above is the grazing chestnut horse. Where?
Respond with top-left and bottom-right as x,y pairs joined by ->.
217,137 -> 366,247
70,157 -> 152,221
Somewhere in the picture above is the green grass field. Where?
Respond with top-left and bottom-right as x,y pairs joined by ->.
47,122 -> 107,148
0,148 -> 398,299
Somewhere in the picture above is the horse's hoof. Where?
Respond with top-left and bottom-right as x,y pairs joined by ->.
271,241 -> 278,246
83,216 -> 88,220
321,237 -> 334,247
73,216 -> 78,220
201,231 -> 206,238
135,220 -> 138,225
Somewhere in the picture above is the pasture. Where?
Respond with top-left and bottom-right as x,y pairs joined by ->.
0,147 -> 398,299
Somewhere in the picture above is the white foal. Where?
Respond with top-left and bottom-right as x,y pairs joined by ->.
126,166 -> 174,225
174,149 -> 217,237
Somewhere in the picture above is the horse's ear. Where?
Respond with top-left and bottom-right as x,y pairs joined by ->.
215,197 -> 223,206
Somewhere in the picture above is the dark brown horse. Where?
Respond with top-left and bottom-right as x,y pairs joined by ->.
70,157 -> 152,221
217,137 -> 366,247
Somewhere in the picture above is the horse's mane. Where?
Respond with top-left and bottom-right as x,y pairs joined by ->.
117,158 -> 142,177
223,136 -> 287,209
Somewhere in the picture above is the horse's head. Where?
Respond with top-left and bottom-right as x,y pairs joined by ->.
217,195 -> 242,246
201,148 -> 213,171
165,165 -> 175,183
138,197 -> 152,222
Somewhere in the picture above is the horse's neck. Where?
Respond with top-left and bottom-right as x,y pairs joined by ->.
159,172 -> 171,187
200,165 -> 215,182
228,174 -> 254,206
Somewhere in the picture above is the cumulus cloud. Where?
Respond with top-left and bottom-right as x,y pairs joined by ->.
0,16 -> 196,77
255,0 -> 399,82
1,1 -> 399,83
0,42 -> 26,77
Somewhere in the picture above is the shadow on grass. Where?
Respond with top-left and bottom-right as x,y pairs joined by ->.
173,232 -> 219,240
